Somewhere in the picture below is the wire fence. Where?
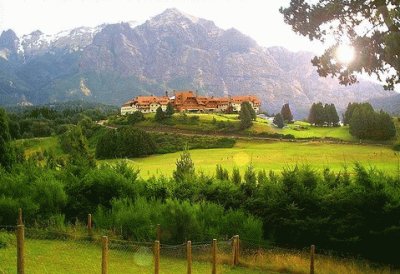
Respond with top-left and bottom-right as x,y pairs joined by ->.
1,224 -> 257,274
2,214 -> 391,274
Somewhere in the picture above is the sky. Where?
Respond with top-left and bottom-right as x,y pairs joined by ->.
0,0 -> 324,53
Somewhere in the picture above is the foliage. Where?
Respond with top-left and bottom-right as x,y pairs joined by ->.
280,0 -> 400,90
127,111 -> 145,125
232,167 -> 241,185
65,164 -> 137,218
0,108 -> 16,170
346,103 -> 396,140
280,103 -> 293,123
96,127 -> 156,159
239,102 -> 255,129
155,106 -> 165,122
273,113 -> 285,128
151,132 -> 235,154
216,164 -> 229,181
173,148 -> 196,183
94,197 -> 263,244
165,102 -> 175,117
0,232 -> 14,249
308,102 -> 339,127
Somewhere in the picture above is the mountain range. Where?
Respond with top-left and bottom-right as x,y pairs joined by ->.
0,8 -> 398,118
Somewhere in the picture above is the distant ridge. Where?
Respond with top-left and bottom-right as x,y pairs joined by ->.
0,8 -> 395,118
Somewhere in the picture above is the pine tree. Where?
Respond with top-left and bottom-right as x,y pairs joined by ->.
173,148 -> 196,183
231,167 -> 241,185
273,113 -> 285,128
165,102 -> 175,117
324,104 -> 332,126
0,108 -> 16,170
281,103 -> 293,123
239,102 -> 253,129
308,103 -> 317,125
155,106 -> 165,122
329,104 -> 340,127
216,164 -> 229,180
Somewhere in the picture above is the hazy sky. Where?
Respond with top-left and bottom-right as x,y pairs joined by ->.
0,0 -> 324,53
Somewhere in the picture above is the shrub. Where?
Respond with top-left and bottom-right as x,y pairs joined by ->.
0,232 -> 15,248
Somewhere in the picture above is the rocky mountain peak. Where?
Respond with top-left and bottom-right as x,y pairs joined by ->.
152,8 -> 200,25
0,29 -> 19,53
0,9 -> 395,116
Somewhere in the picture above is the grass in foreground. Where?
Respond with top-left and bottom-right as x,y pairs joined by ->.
0,238 -> 267,274
0,237 -> 395,274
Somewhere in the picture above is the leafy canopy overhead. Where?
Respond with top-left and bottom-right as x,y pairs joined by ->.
280,0 -> 400,90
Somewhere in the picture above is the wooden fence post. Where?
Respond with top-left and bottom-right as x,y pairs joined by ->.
231,236 -> 237,266
17,224 -> 25,274
187,241 -> 192,274
212,239 -> 217,274
310,244 -> 315,274
154,240 -> 160,274
18,208 -> 23,225
156,224 -> 161,242
87,214 -> 92,236
102,236 -> 108,274
235,235 -> 240,265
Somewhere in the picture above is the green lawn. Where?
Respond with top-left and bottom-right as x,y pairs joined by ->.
279,123 -> 354,141
105,140 -> 399,179
0,236 -> 393,274
0,238 -> 268,274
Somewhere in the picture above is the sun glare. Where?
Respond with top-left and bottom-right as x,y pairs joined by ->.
336,44 -> 355,64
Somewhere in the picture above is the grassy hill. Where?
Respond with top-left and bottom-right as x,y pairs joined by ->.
107,139 -> 399,179
20,136 -> 399,179
110,113 -> 357,141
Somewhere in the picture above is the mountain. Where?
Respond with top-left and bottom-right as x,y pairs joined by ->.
0,8 -> 396,117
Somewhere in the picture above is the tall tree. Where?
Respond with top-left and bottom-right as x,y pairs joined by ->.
280,1 -> 400,90
165,102 -> 175,117
273,113 -> 285,128
231,167 -> 242,185
308,103 -> 317,125
239,102 -> 253,129
0,108 -> 15,170
281,103 -> 293,123
309,102 -> 325,126
329,104 -> 340,127
349,103 -> 396,140
173,148 -> 196,183
155,106 -> 165,122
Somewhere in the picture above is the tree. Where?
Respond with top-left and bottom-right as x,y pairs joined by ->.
216,164 -> 229,181
281,103 -> 293,123
348,103 -> 396,140
308,103 -> 317,125
231,167 -> 241,185
273,113 -> 285,128
328,104 -> 340,127
165,102 -> 175,117
324,103 -> 339,126
0,108 -> 16,170
173,148 -> 196,183
280,1 -> 400,90
155,107 -> 165,122
308,102 -> 325,126
239,102 -> 253,129
127,111 -> 145,124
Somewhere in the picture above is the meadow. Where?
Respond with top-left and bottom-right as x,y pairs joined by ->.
0,234 -> 394,274
106,140 -> 399,179
18,135 -> 399,179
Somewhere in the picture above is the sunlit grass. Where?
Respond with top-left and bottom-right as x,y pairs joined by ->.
0,237 -> 394,274
103,140 -> 400,179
